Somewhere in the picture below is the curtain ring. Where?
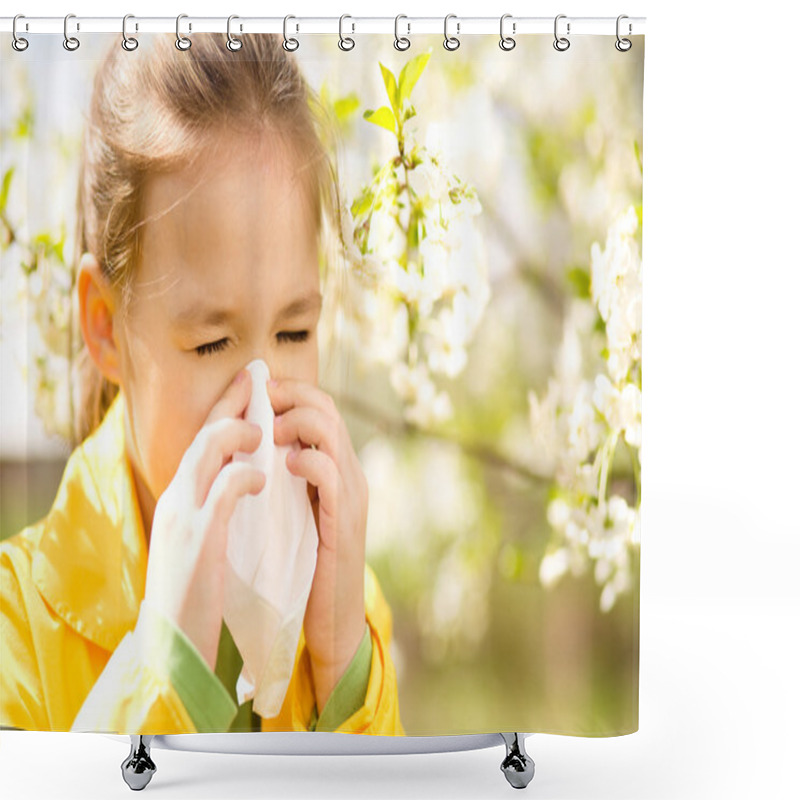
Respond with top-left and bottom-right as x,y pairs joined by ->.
553,14 -> 570,51
122,14 -> 139,51
615,15 -> 632,52
499,14 -> 516,51
227,15 -> 243,51
176,14 -> 191,50
394,14 -> 411,50
283,15 -> 299,51
12,14 -> 29,52
443,14 -> 460,51
338,14 -> 355,51
63,13 -> 80,51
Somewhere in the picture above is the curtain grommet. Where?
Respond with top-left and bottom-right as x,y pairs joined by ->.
121,14 -> 138,51
615,15 -> 632,51
338,14 -> 355,51
63,13 -> 80,51
553,14 -> 570,51
175,13 -> 191,50
12,14 -> 29,51
394,14 -> 411,51
227,15 -> 243,51
499,14 -> 516,51
443,13 -> 460,51
283,15 -> 299,51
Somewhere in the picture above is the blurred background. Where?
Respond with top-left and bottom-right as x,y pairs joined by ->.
1,31 -> 643,736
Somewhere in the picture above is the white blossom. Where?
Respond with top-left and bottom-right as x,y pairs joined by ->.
539,548 -> 570,587
566,381 -> 602,464
532,207 -> 642,612
368,206 -> 405,261
620,382 -> 642,447
343,130 -> 488,424
425,291 -> 473,377
390,360 -> 453,427
412,156 -> 451,204
590,204 -> 642,385
546,497 -> 571,530
593,375 -> 641,446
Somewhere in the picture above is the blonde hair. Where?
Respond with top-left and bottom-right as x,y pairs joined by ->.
72,33 -> 347,446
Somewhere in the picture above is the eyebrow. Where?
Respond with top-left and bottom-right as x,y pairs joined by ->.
276,291 -> 323,323
172,291 -> 323,328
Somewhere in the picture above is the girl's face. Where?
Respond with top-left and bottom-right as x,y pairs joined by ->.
113,131 -> 322,522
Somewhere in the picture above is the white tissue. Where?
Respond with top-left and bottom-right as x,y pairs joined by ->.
222,358 -> 318,718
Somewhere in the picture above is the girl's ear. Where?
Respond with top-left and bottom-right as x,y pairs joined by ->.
77,252 -> 122,386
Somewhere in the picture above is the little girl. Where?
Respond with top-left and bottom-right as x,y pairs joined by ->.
0,33 -> 404,736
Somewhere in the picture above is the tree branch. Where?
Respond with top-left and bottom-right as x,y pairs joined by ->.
481,201 -> 566,319
333,391 -> 550,486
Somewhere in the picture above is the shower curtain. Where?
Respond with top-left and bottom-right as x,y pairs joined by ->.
0,23 -> 644,738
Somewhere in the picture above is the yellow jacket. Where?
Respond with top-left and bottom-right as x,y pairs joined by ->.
0,391 -> 404,736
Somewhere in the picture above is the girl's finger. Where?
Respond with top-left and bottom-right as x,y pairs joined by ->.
273,405 -> 337,455
189,416 -> 263,507
205,368 -> 253,426
202,461 -> 267,549
267,377 -> 337,418
285,446 -> 340,516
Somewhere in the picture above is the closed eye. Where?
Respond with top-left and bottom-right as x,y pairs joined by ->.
277,331 -> 309,344
195,331 -> 309,356
195,338 -> 230,356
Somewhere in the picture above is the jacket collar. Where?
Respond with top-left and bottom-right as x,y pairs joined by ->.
31,391 -> 149,652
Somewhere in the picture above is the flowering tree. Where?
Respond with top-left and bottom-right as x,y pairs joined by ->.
0,71 -> 80,447
337,49 -> 490,427
530,204 -> 642,612
334,48 -> 642,616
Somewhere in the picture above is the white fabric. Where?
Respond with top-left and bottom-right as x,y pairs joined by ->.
222,358 -> 318,718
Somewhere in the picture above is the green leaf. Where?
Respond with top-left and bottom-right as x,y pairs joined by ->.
524,128 -> 570,208
398,50 -> 432,106
0,167 -> 14,214
379,62 -> 399,118
407,146 -> 424,169
53,233 -> 65,263
33,232 -> 52,249
363,106 -> 397,135
350,191 -> 375,218
634,203 -> 643,230
409,217 -> 420,249
634,140 -> 643,174
333,93 -> 360,122
13,105 -> 34,140
566,266 -> 591,299
402,104 -> 417,122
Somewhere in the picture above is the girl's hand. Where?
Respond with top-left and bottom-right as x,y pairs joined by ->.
144,368 -> 266,672
267,377 -> 368,712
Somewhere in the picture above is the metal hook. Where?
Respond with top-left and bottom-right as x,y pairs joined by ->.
616,14 -> 632,52
122,14 -> 138,51
283,15 -> 299,51
63,13 -> 80,51
394,14 -> 411,51
338,14 -> 355,51
176,13 -> 191,50
499,14 -> 516,51
553,14 -> 570,52
227,15 -> 242,51
444,13 -> 460,51
12,14 -> 29,52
